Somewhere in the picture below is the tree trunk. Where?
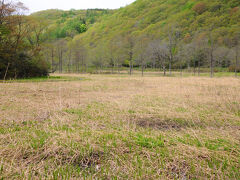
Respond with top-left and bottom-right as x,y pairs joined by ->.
193,60 -> 196,76
14,68 -> 17,79
210,51 -> 214,78
169,56 -> 172,75
117,63 -> 120,74
235,46 -> 238,77
101,65 -> 103,74
3,62 -> 10,81
68,64 -> 70,73
180,64 -> 183,77
198,59 -> 200,76
78,62 -> 80,73
129,46 -> 133,76
59,50 -> 63,74
85,64 -> 87,73
129,61 -> 132,75
59,53 -> 61,73
209,33 -> 214,78
51,49 -> 54,73
68,50 -> 72,73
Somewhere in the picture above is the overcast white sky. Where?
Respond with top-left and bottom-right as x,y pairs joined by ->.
20,0 -> 136,13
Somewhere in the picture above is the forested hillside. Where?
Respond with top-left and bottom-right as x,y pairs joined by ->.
36,0 -> 239,76
1,0 -> 239,79
80,0 -> 239,43
32,9 -> 114,39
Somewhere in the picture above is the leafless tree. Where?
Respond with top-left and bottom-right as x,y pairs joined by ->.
124,33 -> 135,75
213,47 -> 231,68
234,43 -> 239,77
55,39 -> 67,73
224,31 -> 240,77
135,36 -> 148,76
208,32 -> 215,77
67,47 -> 72,73
231,33 -> 239,77
113,36 -> 126,73
167,25 -> 180,75
149,39 -> 169,76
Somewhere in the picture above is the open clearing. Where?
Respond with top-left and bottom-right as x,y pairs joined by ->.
0,74 -> 240,179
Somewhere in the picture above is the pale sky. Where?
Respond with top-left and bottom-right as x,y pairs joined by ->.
20,0 -> 136,13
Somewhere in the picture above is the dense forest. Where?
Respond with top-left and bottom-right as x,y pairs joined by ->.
0,0 -> 240,79
0,1 -> 50,79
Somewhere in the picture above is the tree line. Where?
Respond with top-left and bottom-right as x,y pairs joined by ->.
44,0 -> 239,77
44,25 -> 239,77
0,0 -> 48,80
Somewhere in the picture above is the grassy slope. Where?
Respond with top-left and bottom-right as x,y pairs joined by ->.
0,74 -> 239,179
76,0 -> 240,46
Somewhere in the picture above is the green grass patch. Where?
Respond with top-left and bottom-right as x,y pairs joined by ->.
29,130 -> 51,149
175,107 -> 188,113
0,76 -> 88,83
134,133 -> 165,148
204,138 -> 235,152
177,134 -> 203,147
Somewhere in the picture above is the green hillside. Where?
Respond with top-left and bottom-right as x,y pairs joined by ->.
31,0 -> 239,76
32,9 -> 114,39
77,0 -> 239,46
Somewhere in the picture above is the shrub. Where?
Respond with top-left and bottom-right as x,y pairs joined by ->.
229,65 -> 240,72
0,53 -> 49,79
193,2 -> 207,15
230,7 -> 239,15
210,4 -> 222,12
122,60 -> 130,67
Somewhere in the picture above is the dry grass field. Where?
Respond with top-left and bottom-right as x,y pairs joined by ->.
0,74 -> 240,179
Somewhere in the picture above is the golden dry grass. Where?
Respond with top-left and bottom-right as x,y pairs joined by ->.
0,74 -> 239,179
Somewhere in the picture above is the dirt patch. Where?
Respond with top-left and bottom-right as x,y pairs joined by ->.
166,160 -> 190,179
71,151 -> 104,169
16,147 -> 104,171
135,117 -> 185,131
48,149 -> 104,169
34,111 -> 50,122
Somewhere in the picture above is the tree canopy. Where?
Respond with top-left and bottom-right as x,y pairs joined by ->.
0,0 -> 49,79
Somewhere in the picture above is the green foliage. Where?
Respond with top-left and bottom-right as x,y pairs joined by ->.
0,52 -> 49,79
0,2 -> 50,79
123,60 -> 130,67
16,54 -> 49,78
79,24 -> 87,33
30,130 -> 50,149
134,134 -> 165,148
30,0 -> 240,74
77,0 -> 239,46
33,9 -> 114,40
